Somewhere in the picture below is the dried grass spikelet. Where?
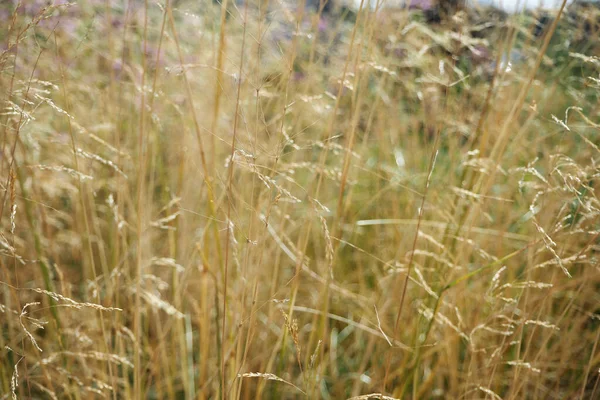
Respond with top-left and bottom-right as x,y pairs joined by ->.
106,194 -> 128,231
524,319 -> 560,331
4,100 -> 35,123
486,266 -> 507,302
237,372 -> 306,395
374,306 -> 393,347
226,219 -> 240,271
149,257 -> 185,273
505,360 -> 541,374
495,281 -> 553,291
9,352 -> 23,400
417,231 -> 445,251
462,150 -> 507,176
33,93 -> 76,120
28,164 -> 93,181
534,254 -> 584,271
38,350 -> 133,368
413,266 -> 438,299
30,288 -> 122,312
346,393 -> 400,400
130,287 -> 184,319
9,167 -> 17,235
71,120 -> 131,160
460,237 -> 498,263
54,366 -> 84,387
142,275 -> 170,291
281,310 -> 302,373
568,52 -> 600,66
76,148 -> 127,178
63,327 -> 94,347
525,188 -> 572,277
417,301 -> 469,342
0,233 -> 25,264
477,386 -> 502,400
227,149 -> 305,205
0,303 -> 18,315
20,302 -> 43,352
309,340 -> 322,369
309,197 -> 334,278
408,249 -> 456,269
283,162 -> 348,184
469,318 -> 517,352
318,214 -> 334,278
311,139 -> 361,160
150,211 -> 180,230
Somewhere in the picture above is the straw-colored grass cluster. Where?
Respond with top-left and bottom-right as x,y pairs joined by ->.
1,0 -> 599,398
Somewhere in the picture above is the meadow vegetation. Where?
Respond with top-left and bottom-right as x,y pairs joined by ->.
0,0 -> 599,398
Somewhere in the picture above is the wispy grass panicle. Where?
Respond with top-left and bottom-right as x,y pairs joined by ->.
1,0 -> 599,398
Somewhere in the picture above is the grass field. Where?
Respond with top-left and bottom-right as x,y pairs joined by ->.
1,0 -> 599,399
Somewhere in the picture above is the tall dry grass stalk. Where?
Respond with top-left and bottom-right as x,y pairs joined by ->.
1,0 -> 599,398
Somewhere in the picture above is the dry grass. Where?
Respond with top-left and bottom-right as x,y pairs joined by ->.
1,0 -> 599,398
